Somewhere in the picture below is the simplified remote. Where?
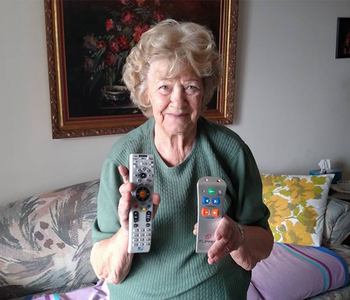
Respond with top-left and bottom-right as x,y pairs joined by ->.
196,176 -> 226,253
128,154 -> 155,253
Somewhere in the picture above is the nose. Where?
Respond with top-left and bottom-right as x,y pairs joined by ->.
170,85 -> 187,108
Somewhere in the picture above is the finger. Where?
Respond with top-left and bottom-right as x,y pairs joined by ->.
118,191 -> 132,228
207,237 -> 233,265
152,193 -> 161,218
193,223 -> 197,236
119,182 -> 134,195
118,165 -> 130,184
215,214 -> 232,241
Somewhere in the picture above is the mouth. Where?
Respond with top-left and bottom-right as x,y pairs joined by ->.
165,113 -> 189,118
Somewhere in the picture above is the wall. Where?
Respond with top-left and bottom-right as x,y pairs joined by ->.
0,0 -> 349,206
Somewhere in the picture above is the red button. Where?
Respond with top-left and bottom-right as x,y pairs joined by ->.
211,209 -> 219,217
202,208 -> 210,216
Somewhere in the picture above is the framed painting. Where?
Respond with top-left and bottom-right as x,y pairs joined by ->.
44,0 -> 238,139
336,18 -> 350,59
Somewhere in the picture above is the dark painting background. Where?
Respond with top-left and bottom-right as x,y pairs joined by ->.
62,0 -> 221,118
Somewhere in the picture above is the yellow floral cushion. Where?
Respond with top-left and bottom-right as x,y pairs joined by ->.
261,174 -> 334,246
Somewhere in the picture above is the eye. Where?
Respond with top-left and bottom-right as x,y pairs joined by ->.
158,85 -> 172,95
185,85 -> 199,95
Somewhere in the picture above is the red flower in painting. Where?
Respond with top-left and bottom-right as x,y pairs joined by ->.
109,38 -> 120,53
96,40 -> 106,50
153,11 -> 164,22
106,19 -> 114,32
133,23 -> 149,42
119,36 -> 129,49
83,0 -> 166,90
121,11 -> 133,25
105,51 -> 117,67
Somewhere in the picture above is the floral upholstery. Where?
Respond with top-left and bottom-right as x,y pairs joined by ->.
0,180 -> 99,300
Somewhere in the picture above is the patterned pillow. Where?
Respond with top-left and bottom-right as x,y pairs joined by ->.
261,174 -> 334,246
0,180 -> 99,300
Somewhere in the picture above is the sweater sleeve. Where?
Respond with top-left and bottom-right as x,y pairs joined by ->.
92,158 -> 123,244
226,143 -> 270,230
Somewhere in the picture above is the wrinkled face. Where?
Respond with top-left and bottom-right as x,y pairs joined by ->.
146,59 -> 204,136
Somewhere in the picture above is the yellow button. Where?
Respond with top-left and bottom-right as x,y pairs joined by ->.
142,207 -> 147,212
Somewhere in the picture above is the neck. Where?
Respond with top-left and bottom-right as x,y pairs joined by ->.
154,124 -> 197,167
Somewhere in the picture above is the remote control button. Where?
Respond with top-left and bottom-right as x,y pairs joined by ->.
212,197 -> 220,205
146,223 -> 151,227
218,190 -> 223,195
211,209 -> 219,217
133,224 -> 139,227
136,187 -> 150,201
133,234 -> 139,237
208,188 -> 215,195
140,173 -> 147,178
201,208 -> 210,216
202,196 -> 210,205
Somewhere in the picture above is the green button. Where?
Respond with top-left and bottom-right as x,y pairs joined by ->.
208,188 -> 215,195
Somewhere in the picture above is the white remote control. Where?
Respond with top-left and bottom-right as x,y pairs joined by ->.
128,154 -> 155,253
196,176 -> 226,253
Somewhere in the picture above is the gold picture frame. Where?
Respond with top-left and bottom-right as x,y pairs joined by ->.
44,0 -> 238,139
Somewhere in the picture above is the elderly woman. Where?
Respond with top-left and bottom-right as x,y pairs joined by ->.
91,19 -> 273,299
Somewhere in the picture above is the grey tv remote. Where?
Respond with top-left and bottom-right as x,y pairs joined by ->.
196,176 -> 226,253
128,154 -> 154,253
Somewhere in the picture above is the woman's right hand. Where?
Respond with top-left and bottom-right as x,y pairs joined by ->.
118,165 -> 161,230
91,165 -> 161,285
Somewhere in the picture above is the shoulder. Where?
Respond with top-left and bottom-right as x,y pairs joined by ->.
197,117 -> 246,156
107,118 -> 154,163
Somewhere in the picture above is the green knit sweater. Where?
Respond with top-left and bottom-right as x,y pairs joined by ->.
92,117 -> 270,300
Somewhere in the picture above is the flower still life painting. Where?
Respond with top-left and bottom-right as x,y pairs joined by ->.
45,0 -> 238,138
82,0 -> 166,111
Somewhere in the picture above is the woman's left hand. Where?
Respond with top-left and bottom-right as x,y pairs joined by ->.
193,214 -> 244,265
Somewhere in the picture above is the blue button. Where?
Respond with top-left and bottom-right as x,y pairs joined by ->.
202,197 -> 210,205
212,197 -> 220,205
138,246 -> 143,251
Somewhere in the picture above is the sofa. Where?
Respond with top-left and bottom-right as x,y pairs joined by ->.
0,176 -> 349,300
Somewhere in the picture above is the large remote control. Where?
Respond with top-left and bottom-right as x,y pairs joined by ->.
196,176 -> 226,253
128,154 -> 155,253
